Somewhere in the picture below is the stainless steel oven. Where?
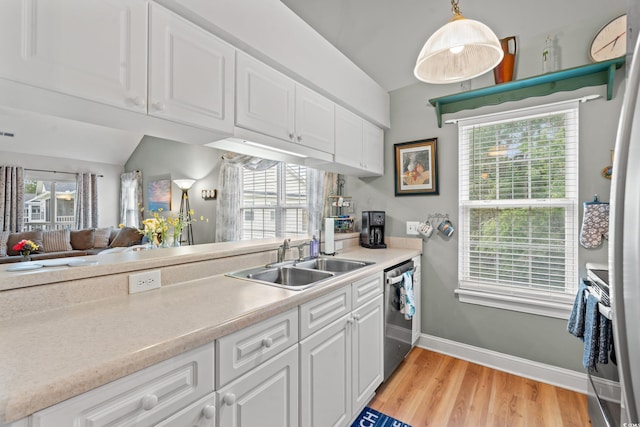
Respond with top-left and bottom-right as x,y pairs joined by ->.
383,259 -> 415,381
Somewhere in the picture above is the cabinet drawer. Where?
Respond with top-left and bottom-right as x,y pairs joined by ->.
299,286 -> 351,340
32,343 -> 215,427
155,391 -> 216,427
216,308 -> 298,388
352,273 -> 383,308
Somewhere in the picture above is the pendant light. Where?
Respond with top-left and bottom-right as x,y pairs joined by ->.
414,0 -> 503,84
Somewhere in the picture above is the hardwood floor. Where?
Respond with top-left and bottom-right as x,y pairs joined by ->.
369,348 -> 590,427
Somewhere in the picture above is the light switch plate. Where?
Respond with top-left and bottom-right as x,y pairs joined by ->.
406,221 -> 420,235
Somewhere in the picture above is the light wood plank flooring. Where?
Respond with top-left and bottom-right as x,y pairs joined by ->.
369,347 -> 590,427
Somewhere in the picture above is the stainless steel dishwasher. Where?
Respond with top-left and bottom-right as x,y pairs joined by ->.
383,259 -> 415,381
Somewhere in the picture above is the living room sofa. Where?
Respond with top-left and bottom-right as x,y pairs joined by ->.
0,227 -> 143,264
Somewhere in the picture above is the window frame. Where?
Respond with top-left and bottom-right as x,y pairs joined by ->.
22,171 -> 77,231
455,100 -> 580,319
239,162 -> 308,240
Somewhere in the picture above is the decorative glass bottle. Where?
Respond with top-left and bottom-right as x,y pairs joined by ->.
542,35 -> 556,74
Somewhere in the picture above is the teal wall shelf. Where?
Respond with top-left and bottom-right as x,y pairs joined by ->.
428,57 -> 625,128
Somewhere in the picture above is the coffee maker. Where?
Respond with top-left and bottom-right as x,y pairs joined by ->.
360,211 -> 387,249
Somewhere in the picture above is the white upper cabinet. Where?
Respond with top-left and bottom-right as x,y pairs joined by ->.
295,84 -> 335,154
236,51 -> 335,155
236,51 -> 296,142
0,0 -> 148,112
334,105 -> 384,177
362,120 -> 384,175
334,105 -> 363,169
149,2 -> 234,132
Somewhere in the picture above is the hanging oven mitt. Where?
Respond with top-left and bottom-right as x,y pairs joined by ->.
580,202 -> 610,248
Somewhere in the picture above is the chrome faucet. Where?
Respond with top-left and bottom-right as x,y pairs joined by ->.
277,238 -> 291,263
296,241 -> 309,261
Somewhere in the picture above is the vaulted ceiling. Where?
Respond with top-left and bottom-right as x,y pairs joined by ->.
281,0 -> 627,92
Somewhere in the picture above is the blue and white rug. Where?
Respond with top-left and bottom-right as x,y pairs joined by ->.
351,407 -> 412,427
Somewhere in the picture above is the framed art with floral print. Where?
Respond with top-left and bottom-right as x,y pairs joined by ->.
394,138 -> 439,196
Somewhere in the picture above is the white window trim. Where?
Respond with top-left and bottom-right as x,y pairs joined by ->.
456,99 -> 581,318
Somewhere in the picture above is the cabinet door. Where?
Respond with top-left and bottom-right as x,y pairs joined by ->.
362,120 -> 384,175
149,3 -> 234,132
0,0 -> 147,112
300,315 -> 352,427
352,273 -> 383,309
334,105 -> 363,169
351,295 -> 384,415
217,345 -> 298,427
295,85 -> 335,154
236,51 -> 295,141
155,392 -> 216,427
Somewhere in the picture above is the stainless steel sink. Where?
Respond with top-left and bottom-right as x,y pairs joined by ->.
227,265 -> 335,290
294,258 -> 375,273
226,257 -> 375,290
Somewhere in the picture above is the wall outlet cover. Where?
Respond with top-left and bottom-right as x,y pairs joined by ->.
129,270 -> 161,294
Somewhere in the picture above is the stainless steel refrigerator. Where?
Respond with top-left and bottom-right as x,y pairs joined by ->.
609,4 -> 640,423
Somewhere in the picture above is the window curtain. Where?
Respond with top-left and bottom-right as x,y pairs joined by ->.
120,171 -> 142,228
75,173 -> 98,229
308,169 -> 338,236
0,166 -> 24,232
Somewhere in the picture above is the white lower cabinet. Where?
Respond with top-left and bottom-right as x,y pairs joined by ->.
31,343 -> 215,427
300,313 -> 352,427
217,344 -> 299,427
351,295 -> 384,413
300,274 -> 384,427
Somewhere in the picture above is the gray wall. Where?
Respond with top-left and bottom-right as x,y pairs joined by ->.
347,14 -> 626,371
124,136 -> 224,244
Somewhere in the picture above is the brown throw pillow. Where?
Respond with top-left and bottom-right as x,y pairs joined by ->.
42,229 -> 73,252
0,230 -> 9,257
70,229 -> 95,250
110,227 -> 143,247
7,230 -> 44,255
93,227 -> 113,248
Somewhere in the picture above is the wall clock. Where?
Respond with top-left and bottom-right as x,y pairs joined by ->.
589,14 -> 627,62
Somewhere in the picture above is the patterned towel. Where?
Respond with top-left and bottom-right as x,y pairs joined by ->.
399,271 -> 415,320
567,280 -> 588,338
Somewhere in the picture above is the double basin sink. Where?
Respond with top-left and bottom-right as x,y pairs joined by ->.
227,257 -> 375,290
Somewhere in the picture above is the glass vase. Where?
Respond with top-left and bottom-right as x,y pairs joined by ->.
21,253 -> 31,262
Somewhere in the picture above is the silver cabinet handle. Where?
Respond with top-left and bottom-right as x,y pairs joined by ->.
262,337 -> 273,348
289,132 -> 295,140
297,135 -> 302,142
141,394 -> 158,410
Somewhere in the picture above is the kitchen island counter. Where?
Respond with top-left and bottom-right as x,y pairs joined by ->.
0,242 -> 420,424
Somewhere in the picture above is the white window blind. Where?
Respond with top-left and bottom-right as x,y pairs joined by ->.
241,162 -> 308,240
458,101 -> 579,302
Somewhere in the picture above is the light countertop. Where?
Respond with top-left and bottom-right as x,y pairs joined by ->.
0,245 -> 420,424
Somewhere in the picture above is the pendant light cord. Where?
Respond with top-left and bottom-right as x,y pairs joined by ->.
451,0 -> 461,16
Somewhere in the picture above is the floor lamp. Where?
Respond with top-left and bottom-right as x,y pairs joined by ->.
173,179 -> 195,245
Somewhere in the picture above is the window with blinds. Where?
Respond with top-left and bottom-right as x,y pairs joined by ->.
241,162 -> 308,240
458,101 -> 578,301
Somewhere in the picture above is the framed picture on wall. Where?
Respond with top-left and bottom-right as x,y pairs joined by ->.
394,138 -> 439,196
148,175 -> 171,211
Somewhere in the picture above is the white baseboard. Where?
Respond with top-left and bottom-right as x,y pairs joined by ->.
416,333 -> 620,404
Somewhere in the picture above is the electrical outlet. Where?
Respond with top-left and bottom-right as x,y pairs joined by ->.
129,270 -> 161,294
406,221 -> 420,235
335,240 -> 344,251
